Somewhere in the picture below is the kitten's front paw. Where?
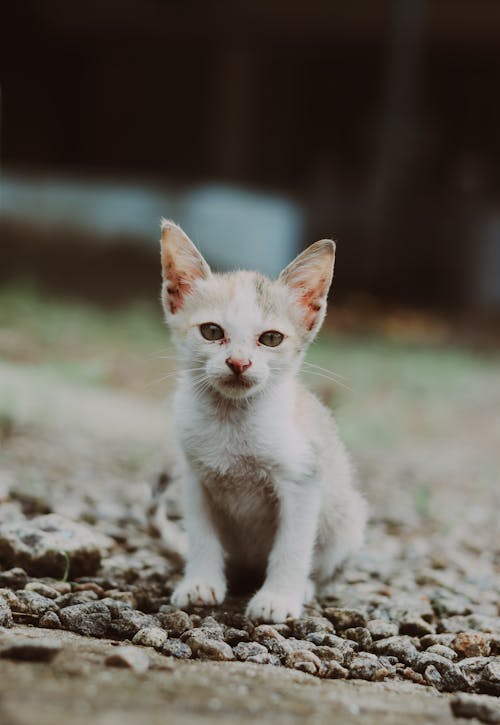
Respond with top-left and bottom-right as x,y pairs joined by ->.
171,577 -> 226,608
246,590 -> 303,623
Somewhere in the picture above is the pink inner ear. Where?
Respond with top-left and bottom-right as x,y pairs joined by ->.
292,274 -> 328,331
164,256 -> 199,314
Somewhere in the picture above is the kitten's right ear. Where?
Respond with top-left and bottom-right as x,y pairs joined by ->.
160,219 -> 211,314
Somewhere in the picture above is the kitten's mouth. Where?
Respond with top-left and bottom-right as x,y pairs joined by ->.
219,374 -> 255,390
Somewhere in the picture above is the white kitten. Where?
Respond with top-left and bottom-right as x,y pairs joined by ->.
159,219 -> 367,623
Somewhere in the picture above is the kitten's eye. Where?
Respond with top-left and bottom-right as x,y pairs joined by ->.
200,323 -> 225,341
259,330 -> 284,347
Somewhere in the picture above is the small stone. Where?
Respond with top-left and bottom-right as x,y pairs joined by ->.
0,514 -> 114,578
480,660 -> 500,696
0,567 -> 28,589
106,646 -> 149,674
161,639 -> 192,659
0,595 -> 13,627
322,660 -> 349,679
453,632 -> 491,658
16,591 -> 58,616
401,667 -> 425,685
224,627 -> 249,646
100,598 -> 132,619
0,637 -> 61,662
104,590 -> 137,609
366,619 -> 399,640
59,602 -> 111,638
292,616 -> 334,638
252,624 -> 284,643
185,632 -> 234,661
73,582 -> 105,597
421,633 -> 456,649
132,627 -> 167,649
450,693 -> 500,724
344,627 -> 372,650
107,609 -> 159,640
233,642 -> 268,661
439,615 -> 500,635
39,611 -> 61,629
324,607 -> 366,630
426,644 -> 457,660
157,609 -> 192,637
24,582 -> 60,599
424,664 -> 443,688
55,592 -> 99,609
284,649 -> 323,676
371,636 -> 420,667
459,657 -> 492,675
399,614 -> 435,637
349,653 -> 388,682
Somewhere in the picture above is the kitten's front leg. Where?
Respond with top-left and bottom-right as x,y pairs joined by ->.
246,479 -> 321,622
171,470 -> 226,607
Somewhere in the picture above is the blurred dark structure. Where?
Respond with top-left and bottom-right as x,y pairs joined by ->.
1,0 -> 500,314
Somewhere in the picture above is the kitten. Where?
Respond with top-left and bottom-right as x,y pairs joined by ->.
159,219 -> 367,623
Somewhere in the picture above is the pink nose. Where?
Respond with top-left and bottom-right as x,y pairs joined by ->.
226,358 -> 252,376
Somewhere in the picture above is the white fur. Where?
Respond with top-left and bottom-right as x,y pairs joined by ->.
159,221 -> 367,622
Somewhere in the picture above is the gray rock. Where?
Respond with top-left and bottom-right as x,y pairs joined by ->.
424,664 -> 443,688
224,627 -> 249,646
321,660 -> 349,679
16,590 -> 58,616
344,627 -> 372,650
38,611 -> 61,629
0,514 -> 114,578
431,593 -> 473,617
55,591 -> 99,608
421,633 -> 456,649
185,630 -> 234,661
349,653 -> 388,682
480,660 -> 500,696
439,615 -> 500,635
132,626 -> 167,648
450,693 -> 500,724
324,607 -> 367,630
426,644 -> 457,660
157,609 -> 192,637
399,614 -> 435,637
284,649 -> 323,676
233,641 -> 268,661
107,610 -> 159,640
252,625 -> 284,644
292,616 -> 334,638
366,619 -> 399,640
59,601 -> 111,637
0,637 -> 61,662
459,656 -> 492,675
100,598 -> 133,619
106,646 -> 150,674
24,582 -> 60,599
0,594 -> 13,627
161,638 -> 192,659
0,568 -> 28,590
371,636 -> 420,667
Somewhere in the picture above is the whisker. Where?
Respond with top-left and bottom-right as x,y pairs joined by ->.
301,369 -> 354,393
302,361 -> 349,381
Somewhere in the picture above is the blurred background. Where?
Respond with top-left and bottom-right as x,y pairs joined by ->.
0,2 -> 499,539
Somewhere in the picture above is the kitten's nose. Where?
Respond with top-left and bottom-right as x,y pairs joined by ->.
225,358 -> 252,376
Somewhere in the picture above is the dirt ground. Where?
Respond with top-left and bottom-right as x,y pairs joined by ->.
0,287 -> 499,723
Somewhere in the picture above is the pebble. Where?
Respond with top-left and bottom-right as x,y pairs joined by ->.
15,591 -> 58,616
424,664 -> 443,688
161,639 -> 192,659
224,627 -> 250,646
321,660 -> 349,679
24,582 -> 60,599
184,630 -> 234,661
371,636 -> 420,667
453,632 -> 491,658
38,611 -> 61,629
132,626 -> 167,648
480,660 -> 500,696
292,616 -> 334,638
399,614 -> 435,637
349,653 -> 388,682
344,627 -> 372,649
426,644 -> 457,660
324,607 -> 367,630
0,567 -> 28,590
107,609 -> 159,640
59,601 -> 111,638
0,637 -> 61,662
366,619 -> 399,640
284,649 -> 323,676
233,642 -> 269,661
106,645 -> 150,674
0,595 -> 13,627
252,625 -> 284,643
157,609 -> 192,637
450,693 -> 500,724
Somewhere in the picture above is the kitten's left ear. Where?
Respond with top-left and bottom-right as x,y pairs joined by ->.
160,219 -> 211,314
279,240 -> 335,333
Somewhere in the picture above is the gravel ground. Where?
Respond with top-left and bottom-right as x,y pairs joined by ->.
0,293 -> 499,723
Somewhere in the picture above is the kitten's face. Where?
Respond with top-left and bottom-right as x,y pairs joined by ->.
160,221 -> 335,400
